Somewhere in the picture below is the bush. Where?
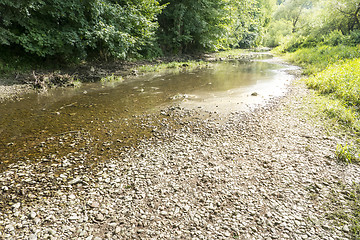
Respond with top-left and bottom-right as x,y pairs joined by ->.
346,30 -> 360,46
306,58 -> 360,107
323,30 -> 346,46
0,0 -> 164,63
286,45 -> 360,74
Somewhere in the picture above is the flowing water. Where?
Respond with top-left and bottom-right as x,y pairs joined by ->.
0,57 -> 299,169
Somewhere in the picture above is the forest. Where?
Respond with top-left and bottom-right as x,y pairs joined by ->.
0,0 -> 359,66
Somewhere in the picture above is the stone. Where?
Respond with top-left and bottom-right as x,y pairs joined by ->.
90,201 -> 100,208
29,212 -> 37,219
95,213 -> 105,221
12,203 -> 21,209
29,234 -> 37,240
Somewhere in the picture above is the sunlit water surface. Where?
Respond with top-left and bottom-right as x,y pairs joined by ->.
0,58 -> 299,168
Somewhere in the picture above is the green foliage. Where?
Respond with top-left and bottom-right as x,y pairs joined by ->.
336,143 -> 359,163
0,0 -> 164,63
285,45 -> 360,74
303,58 -> 360,164
85,0 -> 164,60
306,58 -> 360,108
263,20 -> 292,47
100,74 -> 124,83
157,0 -> 273,54
273,0 -> 313,33
157,0 -> 230,53
134,60 -> 208,74
0,0 -> 274,66
264,0 -> 360,50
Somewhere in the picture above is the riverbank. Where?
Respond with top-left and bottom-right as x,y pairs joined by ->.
0,50 -> 270,102
1,80 -> 359,239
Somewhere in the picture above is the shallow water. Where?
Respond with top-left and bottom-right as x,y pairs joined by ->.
0,57 -> 298,168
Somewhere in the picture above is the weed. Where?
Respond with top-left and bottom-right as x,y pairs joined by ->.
71,79 -> 82,88
283,45 -> 360,75
328,183 -> 360,239
134,61 -> 209,74
100,74 -> 124,84
336,143 -> 359,164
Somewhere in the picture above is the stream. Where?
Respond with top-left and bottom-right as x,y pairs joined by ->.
0,56 -> 299,169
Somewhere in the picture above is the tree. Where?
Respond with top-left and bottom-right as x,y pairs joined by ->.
320,0 -> 360,34
0,0 -> 164,61
274,0 -> 313,33
157,0 -> 273,53
157,0 -> 230,54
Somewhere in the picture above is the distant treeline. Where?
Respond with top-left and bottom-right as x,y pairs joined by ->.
265,0 -> 360,52
0,0 -> 273,63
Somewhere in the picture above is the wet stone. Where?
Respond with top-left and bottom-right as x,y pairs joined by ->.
0,84 -> 359,240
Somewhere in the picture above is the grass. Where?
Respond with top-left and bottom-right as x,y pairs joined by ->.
134,60 -> 209,74
284,44 -> 360,237
308,61 -> 360,164
282,45 -> 360,75
282,46 -> 360,163
290,84 -> 360,238
327,183 -> 360,239
305,59 -> 360,161
306,58 -> 360,107
100,74 -> 124,86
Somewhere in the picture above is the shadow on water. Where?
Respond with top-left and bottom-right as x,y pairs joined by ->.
0,57 -> 298,170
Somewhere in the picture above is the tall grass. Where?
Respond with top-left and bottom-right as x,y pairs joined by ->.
284,45 -> 360,75
307,58 -> 360,108
305,58 -> 360,164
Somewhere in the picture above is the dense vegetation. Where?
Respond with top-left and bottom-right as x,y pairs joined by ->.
264,0 -> 360,50
0,0 -> 273,71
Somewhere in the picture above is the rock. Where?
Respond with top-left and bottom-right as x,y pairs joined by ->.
68,177 -> 82,185
90,201 -> 100,208
95,213 -> 105,221
69,214 -> 79,221
68,194 -> 76,200
29,234 -> 37,240
29,212 -> 37,219
183,205 -> 191,212
0,85 -> 359,240
86,236 -> 94,240
12,202 -> 21,209
5,224 -> 15,231
115,226 -> 122,234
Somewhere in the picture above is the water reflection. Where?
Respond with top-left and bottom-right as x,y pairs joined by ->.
0,58 -> 297,168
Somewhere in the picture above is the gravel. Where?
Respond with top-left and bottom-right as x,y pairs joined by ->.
0,83 -> 359,239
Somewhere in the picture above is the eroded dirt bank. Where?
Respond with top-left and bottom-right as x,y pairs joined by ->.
0,83 -> 359,239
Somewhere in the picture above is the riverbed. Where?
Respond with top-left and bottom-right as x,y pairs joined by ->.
0,56 -> 298,170
0,55 -> 359,239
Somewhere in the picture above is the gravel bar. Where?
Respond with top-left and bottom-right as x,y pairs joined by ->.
0,84 -> 359,240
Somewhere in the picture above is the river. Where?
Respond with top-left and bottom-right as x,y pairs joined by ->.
0,56 -> 298,169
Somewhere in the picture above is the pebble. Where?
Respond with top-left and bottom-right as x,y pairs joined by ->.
29,212 -> 37,219
95,213 -> 105,222
0,85 -> 359,240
